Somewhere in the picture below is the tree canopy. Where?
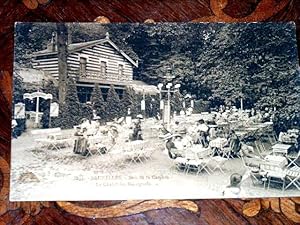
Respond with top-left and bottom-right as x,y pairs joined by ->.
15,22 -> 300,129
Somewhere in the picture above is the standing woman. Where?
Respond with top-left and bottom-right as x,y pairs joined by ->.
12,118 -> 18,138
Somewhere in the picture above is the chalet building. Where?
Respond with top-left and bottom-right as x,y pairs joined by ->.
30,32 -> 157,102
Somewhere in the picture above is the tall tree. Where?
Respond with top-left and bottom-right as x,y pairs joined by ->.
91,84 -> 106,119
58,78 -> 82,128
106,85 -> 121,120
13,70 -> 25,104
57,23 -> 68,105
121,87 -> 138,116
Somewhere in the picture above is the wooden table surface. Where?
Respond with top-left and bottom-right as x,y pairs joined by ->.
1,0 -> 300,224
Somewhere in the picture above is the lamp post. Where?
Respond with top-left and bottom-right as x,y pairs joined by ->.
157,65 -> 182,129
157,83 -> 163,119
157,82 -> 181,130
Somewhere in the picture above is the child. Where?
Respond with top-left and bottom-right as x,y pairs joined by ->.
222,173 -> 243,197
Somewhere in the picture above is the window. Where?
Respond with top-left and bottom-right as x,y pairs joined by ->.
118,64 -> 124,76
77,86 -> 93,103
79,57 -> 87,76
100,61 -> 107,77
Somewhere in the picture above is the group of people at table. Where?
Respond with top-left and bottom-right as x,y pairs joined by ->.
163,107 -> 300,183
72,116 -> 144,156
163,105 -> 271,159
164,118 -> 242,159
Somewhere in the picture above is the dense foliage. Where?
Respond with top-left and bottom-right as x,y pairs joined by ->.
52,78 -> 82,129
121,87 -> 139,116
90,83 -> 106,119
12,71 -> 26,136
15,22 -> 300,131
105,85 -> 122,120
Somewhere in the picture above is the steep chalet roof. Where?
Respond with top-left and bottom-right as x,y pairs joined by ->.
32,37 -> 138,67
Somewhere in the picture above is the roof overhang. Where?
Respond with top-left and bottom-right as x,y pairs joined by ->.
31,38 -> 139,68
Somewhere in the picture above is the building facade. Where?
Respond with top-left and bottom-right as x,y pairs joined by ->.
30,33 -> 157,102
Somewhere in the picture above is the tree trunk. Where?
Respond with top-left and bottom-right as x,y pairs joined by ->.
57,24 -> 68,105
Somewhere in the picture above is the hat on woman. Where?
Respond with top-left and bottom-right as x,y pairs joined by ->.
137,114 -> 143,119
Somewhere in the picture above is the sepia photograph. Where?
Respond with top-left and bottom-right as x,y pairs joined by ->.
10,22 -> 300,201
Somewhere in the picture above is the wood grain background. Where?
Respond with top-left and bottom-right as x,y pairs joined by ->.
1,0 -> 300,224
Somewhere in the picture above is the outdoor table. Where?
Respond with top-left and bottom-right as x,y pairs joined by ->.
259,155 -> 288,190
272,143 -> 293,155
280,138 -> 298,145
210,137 -> 227,156
210,137 -> 227,149
264,155 -> 288,169
190,145 -> 207,154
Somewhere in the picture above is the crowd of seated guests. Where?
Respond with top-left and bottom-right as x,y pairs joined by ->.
163,104 -> 279,160
165,117 -> 244,159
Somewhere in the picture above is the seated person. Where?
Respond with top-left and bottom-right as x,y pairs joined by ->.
196,131 -> 209,147
240,143 -> 264,168
74,127 -> 89,155
208,127 -> 217,140
224,130 -> 241,156
166,134 -> 187,158
165,136 -> 178,159
197,119 -> 209,132
195,119 -> 209,147
129,122 -> 143,141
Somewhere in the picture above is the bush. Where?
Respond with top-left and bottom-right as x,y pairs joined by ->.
121,87 -> 138,116
106,85 -> 122,120
145,94 -> 159,118
54,78 -> 82,129
194,100 -> 210,113
81,103 -> 93,121
14,119 -> 26,137
91,83 -> 106,120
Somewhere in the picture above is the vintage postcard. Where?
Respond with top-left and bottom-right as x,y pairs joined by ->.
10,22 -> 300,201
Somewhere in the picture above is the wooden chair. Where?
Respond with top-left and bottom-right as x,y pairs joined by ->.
123,140 -> 146,164
185,147 -> 214,175
220,140 -> 237,159
240,155 -> 264,186
285,166 -> 300,191
211,156 -> 228,174
173,156 -> 188,172
260,163 -> 286,191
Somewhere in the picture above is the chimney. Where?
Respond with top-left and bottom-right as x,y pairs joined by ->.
68,32 -> 72,45
47,32 -> 57,52
67,25 -> 72,45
